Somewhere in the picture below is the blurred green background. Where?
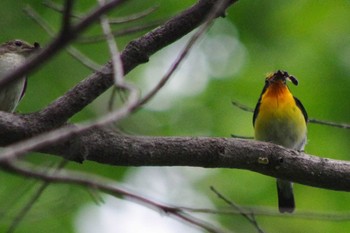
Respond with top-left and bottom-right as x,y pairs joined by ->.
0,0 -> 349,233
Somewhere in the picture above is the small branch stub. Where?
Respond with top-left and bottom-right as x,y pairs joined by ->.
258,157 -> 269,165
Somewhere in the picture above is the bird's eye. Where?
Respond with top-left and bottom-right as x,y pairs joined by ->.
14,41 -> 23,47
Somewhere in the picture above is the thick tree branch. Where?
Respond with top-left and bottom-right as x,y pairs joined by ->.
63,131 -> 350,192
0,117 -> 346,192
0,112 -> 338,194
0,109 -> 349,192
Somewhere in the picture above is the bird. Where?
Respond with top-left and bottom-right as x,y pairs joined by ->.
0,39 -> 40,112
253,70 -> 308,213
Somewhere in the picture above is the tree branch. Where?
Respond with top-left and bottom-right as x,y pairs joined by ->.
0,112 -> 347,192
51,130 -> 350,192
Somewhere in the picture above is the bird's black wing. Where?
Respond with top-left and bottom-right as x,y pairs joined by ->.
19,77 -> 27,101
294,97 -> 308,123
253,80 -> 269,126
252,98 -> 261,127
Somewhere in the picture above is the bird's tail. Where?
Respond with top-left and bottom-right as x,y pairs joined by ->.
277,179 -> 295,213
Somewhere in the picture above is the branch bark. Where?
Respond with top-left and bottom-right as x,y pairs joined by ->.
2,115 -> 349,192
47,128 -> 350,192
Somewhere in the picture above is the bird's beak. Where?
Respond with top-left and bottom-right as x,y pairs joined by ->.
287,75 -> 298,86
30,42 -> 41,51
270,70 -> 298,86
33,42 -> 40,49
22,42 -> 41,55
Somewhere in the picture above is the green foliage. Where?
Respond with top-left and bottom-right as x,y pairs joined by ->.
0,0 -> 349,232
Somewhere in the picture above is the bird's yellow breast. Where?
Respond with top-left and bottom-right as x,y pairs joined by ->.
254,83 -> 307,150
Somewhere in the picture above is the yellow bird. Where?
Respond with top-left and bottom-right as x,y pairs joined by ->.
253,70 -> 308,213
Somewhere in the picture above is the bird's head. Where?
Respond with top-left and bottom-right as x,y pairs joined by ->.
260,70 -> 299,98
265,70 -> 298,86
0,39 -> 40,57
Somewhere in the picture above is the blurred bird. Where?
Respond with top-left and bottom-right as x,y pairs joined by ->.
253,70 -> 308,213
0,39 -> 40,112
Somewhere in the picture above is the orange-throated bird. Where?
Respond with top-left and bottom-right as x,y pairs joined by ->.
253,70 -> 308,213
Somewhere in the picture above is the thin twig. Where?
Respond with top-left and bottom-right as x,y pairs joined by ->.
43,0 -> 82,19
231,100 -> 350,129
98,0 -> 126,111
136,0 -> 232,109
182,206 -> 350,222
108,5 -> 159,24
24,6 -> 55,35
43,0 -> 158,23
171,212 -> 227,233
2,160 -> 226,233
231,100 -> 254,112
66,46 -> 103,71
108,87 -> 118,111
6,159 -> 68,233
60,0 -> 74,35
98,0 -> 124,86
210,186 -> 265,233
107,87 -> 128,112
231,134 -> 254,139
24,5 -> 102,71
76,21 -> 163,44
0,180 -> 37,222
308,118 -> 350,129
